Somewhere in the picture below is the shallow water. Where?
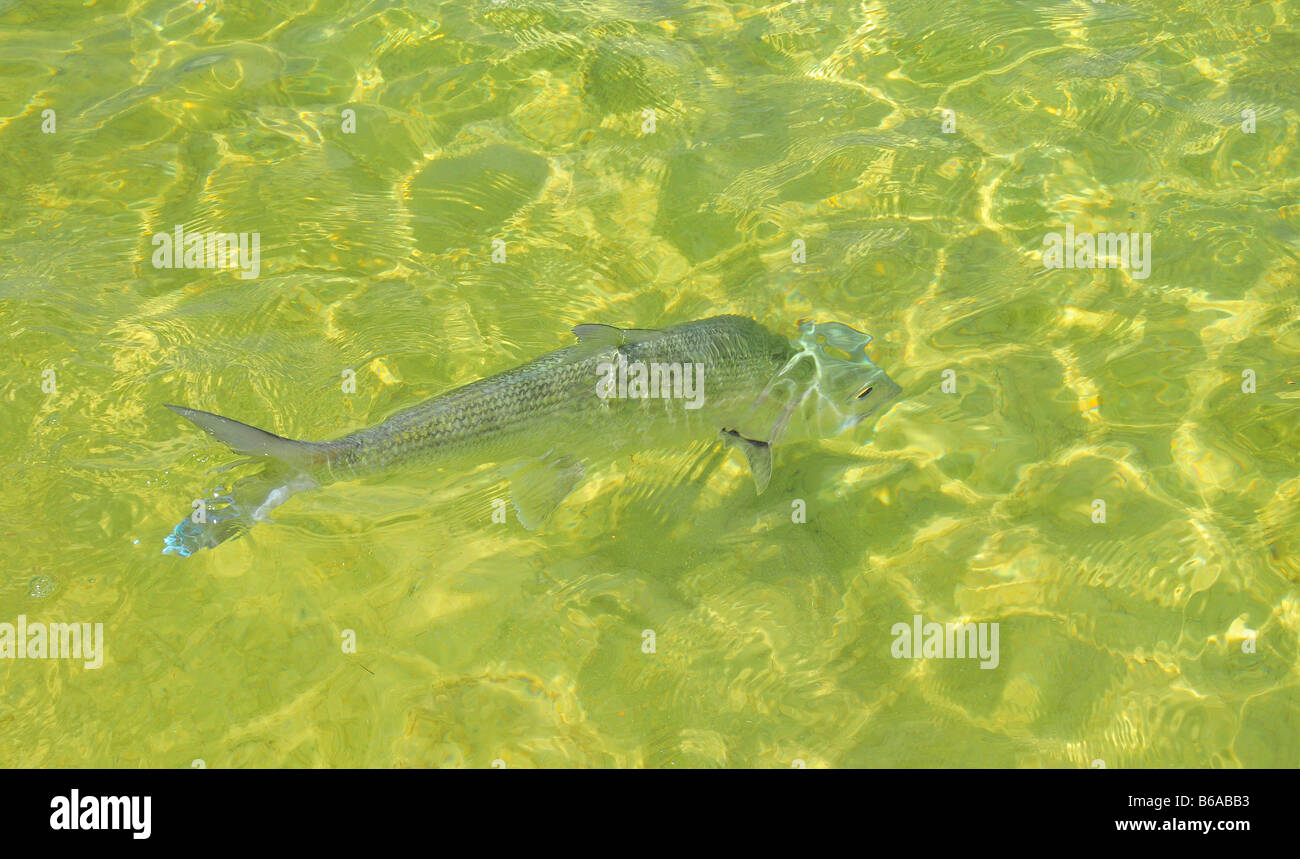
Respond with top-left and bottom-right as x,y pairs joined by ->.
1,0 -> 1297,767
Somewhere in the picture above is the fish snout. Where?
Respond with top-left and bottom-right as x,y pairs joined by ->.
785,319 -> 902,435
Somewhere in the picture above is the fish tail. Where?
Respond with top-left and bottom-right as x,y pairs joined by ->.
162,485 -> 250,557
165,404 -> 327,471
162,470 -> 318,557
164,405 -> 330,557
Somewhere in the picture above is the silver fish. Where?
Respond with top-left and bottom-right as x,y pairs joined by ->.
163,315 -> 900,555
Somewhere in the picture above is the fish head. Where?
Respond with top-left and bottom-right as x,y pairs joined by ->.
767,320 -> 901,440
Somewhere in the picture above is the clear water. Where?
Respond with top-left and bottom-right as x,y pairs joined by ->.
1,0 -> 1297,767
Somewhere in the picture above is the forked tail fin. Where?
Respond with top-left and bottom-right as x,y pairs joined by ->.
165,404 -> 325,472
163,404 -> 327,557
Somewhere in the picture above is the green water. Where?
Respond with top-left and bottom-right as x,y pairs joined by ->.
1,0 -> 1298,768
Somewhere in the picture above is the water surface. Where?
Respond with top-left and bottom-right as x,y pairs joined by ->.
1,0 -> 1297,767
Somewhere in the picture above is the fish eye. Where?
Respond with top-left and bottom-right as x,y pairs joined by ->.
856,385 -> 873,400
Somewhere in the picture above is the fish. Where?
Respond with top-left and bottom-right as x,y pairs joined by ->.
162,315 -> 901,556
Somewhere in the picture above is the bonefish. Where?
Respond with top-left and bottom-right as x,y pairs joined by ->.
164,315 -> 901,555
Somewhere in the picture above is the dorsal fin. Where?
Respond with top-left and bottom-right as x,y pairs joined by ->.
572,323 -> 665,347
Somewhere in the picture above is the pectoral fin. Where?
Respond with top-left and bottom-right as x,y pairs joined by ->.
720,428 -> 773,495
509,455 -> 586,528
